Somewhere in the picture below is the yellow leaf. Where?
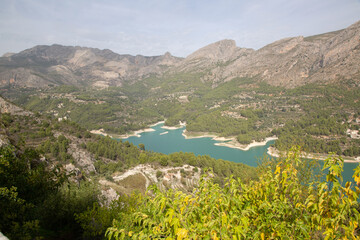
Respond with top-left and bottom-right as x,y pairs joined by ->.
355,175 -> 360,185
180,206 -> 185,214
128,231 -> 133,237
275,165 -> 281,174
261,232 -> 265,240
176,228 -> 188,240
222,212 -> 228,225
184,195 -> 190,205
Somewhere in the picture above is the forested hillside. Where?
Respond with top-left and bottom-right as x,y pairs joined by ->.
107,148 -> 360,239
2,109 -> 360,239
0,102 -> 257,239
1,19 -> 360,240
4,77 -> 359,159
1,20 -> 360,159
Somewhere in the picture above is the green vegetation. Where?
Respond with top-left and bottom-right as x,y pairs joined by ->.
2,109 -> 360,239
4,74 -> 360,158
0,145 -> 100,239
38,134 -> 73,162
273,113 -> 348,154
86,136 -> 257,182
106,148 -> 360,239
1,42 -> 360,239
0,110 -> 257,184
274,84 -> 360,156
0,111 -> 259,239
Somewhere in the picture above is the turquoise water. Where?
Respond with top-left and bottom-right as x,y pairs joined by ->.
120,123 -> 358,184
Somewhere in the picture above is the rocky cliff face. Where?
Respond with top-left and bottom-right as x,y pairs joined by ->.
0,45 -> 182,89
0,20 -> 359,88
173,20 -> 360,88
0,96 -> 32,116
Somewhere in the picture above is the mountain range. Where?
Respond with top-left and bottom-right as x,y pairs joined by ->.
1,20 -> 359,89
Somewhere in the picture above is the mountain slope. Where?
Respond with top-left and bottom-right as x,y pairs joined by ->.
0,45 -> 182,88
174,20 -> 360,88
1,20 -> 360,89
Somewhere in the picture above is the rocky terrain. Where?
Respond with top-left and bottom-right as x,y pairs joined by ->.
176,21 -> 360,88
0,20 -> 359,89
0,96 -> 204,198
0,96 -> 32,116
0,45 -> 182,89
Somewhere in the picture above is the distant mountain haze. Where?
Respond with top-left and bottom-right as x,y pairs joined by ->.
0,20 -> 359,89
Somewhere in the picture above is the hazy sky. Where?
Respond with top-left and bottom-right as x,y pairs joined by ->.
1,0 -> 360,57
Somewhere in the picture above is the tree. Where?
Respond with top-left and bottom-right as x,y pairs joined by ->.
0,146 -> 62,239
106,148 -> 360,239
138,143 -> 145,151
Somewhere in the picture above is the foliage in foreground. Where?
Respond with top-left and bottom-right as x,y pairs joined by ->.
106,148 -> 360,239
0,145 -> 100,240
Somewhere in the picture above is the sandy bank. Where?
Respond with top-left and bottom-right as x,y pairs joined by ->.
161,121 -> 186,130
92,121 -> 164,139
182,130 -> 222,139
162,125 -> 184,130
90,129 -> 110,137
160,131 -> 168,135
214,137 -> 278,151
183,130 -> 277,151
118,128 -> 155,139
150,121 -> 165,127
267,146 -> 360,163
267,146 -> 280,157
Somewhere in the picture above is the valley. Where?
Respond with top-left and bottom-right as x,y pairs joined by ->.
1,19 -> 360,240
3,75 -> 360,159
1,21 -> 360,159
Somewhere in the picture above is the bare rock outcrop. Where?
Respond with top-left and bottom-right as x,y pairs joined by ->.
0,96 -> 32,116
0,134 -> 10,147
110,164 -> 201,194
0,45 -> 183,89
176,20 -> 360,88
0,20 -> 359,88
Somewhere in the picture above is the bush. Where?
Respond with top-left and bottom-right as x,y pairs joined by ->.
106,148 -> 360,239
106,175 -> 114,182
160,156 -> 168,166
156,170 -> 163,179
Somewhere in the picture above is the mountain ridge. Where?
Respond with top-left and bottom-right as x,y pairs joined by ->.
0,20 -> 359,88
0,44 -> 182,88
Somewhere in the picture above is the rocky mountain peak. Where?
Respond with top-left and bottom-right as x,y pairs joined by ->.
0,20 -> 360,89
1,52 -> 15,58
0,44 -> 182,88
16,44 -> 76,61
164,51 -> 173,58
259,36 -> 304,54
186,39 -> 238,61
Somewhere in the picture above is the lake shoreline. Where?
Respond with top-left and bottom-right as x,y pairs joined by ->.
90,125 -> 158,139
93,124 -> 359,162
117,128 -> 156,139
215,137 -> 278,151
183,130 -> 277,151
150,121 -> 165,127
92,123 -> 278,152
267,146 -> 360,163
91,123 -> 360,164
161,121 -> 186,130
90,120 -> 181,139
90,128 -> 110,137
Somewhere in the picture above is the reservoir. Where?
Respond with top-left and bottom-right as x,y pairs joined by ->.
121,123 -> 358,184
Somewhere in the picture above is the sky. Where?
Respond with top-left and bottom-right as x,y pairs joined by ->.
0,0 -> 360,57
